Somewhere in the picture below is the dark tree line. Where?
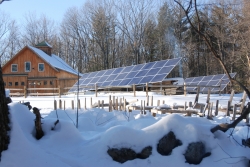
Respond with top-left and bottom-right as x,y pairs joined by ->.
0,0 -> 11,160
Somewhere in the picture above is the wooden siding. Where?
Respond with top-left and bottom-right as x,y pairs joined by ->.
2,47 -> 58,77
2,46 -> 78,94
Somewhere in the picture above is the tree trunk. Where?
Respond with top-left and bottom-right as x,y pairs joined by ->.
33,107 -> 44,140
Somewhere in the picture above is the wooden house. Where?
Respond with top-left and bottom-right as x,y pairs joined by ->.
2,41 -> 80,96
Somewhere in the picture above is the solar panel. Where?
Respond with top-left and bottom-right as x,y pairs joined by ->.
184,73 -> 236,93
69,58 -> 181,92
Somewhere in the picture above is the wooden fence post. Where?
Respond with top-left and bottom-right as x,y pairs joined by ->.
113,96 -> 115,109
119,98 -> 122,111
133,84 -> 136,97
98,100 -> 100,108
102,100 -> 104,109
24,86 -> 27,98
232,104 -> 237,121
151,96 -> 153,106
146,95 -> 149,106
59,99 -> 62,109
215,100 -> 219,116
71,100 -> 74,109
63,100 -> 65,110
240,91 -> 247,114
143,100 -> 145,114
58,85 -> 61,98
194,86 -> 200,105
90,97 -> 92,108
184,83 -> 186,96
84,98 -> 86,110
140,100 -> 143,113
226,101 -> 231,116
78,99 -> 81,109
189,102 -> 192,108
209,102 -> 213,117
109,100 -> 112,112
54,100 -> 57,110
124,99 -> 126,111
115,98 -> 118,110
95,83 -> 98,97
146,82 -> 148,97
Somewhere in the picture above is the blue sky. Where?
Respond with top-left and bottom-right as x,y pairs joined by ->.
0,0 -> 86,23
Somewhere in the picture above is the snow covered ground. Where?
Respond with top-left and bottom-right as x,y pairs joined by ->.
1,92 -> 250,167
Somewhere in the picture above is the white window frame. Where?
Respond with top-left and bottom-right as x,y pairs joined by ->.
11,64 -> 18,72
25,62 -> 31,72
38,63 -> 44,72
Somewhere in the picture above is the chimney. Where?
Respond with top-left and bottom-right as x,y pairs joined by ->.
35,41 -> 52,56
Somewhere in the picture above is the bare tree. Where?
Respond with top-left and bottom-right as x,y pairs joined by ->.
116,0 -> 154,64
174,0 -> 250,133
22,12 -> 57,46
0,11 -> 12,65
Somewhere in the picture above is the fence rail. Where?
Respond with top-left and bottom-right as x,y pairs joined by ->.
6,82 -> 222,98
8,86 -> 61,98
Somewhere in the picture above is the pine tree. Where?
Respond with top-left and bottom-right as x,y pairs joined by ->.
0,64 -> 10,160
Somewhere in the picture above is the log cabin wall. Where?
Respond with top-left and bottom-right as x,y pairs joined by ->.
2,44 -> 79,95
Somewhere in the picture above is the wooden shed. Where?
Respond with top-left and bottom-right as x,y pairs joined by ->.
2,41 -> 80,96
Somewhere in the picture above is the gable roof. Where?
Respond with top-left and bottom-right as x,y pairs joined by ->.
28,46 -> 80,76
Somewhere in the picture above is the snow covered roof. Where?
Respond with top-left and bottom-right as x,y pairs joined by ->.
28,46 -> 80,76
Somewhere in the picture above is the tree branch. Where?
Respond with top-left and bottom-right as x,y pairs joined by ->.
174,0 -> 250,133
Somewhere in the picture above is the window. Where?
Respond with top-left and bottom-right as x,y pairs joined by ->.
11,64 -> 18,72
44,81 -> 47,85
21,82 -> 25,86
15,82 -> 18,86
50,81 -> 53,85
38,63 -> 44,72
25,62 -> 31,72
8,82 -> 12,86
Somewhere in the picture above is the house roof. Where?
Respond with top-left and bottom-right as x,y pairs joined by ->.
35,41 -> 52,48
28,46 -> 81,76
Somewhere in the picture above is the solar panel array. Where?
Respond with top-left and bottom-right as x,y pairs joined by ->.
184,73 -> 236,93
69,58 -> 181,92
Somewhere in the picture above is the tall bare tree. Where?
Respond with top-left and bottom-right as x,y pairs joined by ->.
174,0 -> 250,133
116,0 -> 154,64
22,12 -> 57,46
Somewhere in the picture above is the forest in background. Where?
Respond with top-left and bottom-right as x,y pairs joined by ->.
0,0 -> 249,91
